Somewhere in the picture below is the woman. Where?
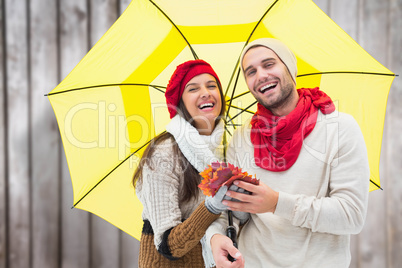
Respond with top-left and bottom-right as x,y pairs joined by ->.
133,59 -> 229,267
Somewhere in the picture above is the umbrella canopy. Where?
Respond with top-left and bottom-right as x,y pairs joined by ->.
48,0 -> 395,240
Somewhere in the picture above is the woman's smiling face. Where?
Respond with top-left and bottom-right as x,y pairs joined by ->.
181,73 -> 222,134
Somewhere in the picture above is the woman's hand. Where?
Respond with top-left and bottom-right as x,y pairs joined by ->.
204,186 -> 229,214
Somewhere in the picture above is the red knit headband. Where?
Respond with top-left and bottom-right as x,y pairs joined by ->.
165,59 -> 221,118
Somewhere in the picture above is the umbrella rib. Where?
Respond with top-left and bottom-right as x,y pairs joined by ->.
225,0 -> 280,79
226,91 -> 252,101
226,101 -> 258,125
149,0 -> 198,60
224,0 -> 279,121
297,71 -> 396,77
225,68 -> 242,122
72,133 -> 166,208
46,83 -> 166,96
224,64 -> 241,97
150,85 -> 166,94
224,124 -> 233,137
228,104 -> 255,115
369,179 -> 383,190
245,0 -> 280,45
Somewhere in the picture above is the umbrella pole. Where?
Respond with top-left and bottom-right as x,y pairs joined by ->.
226,210 -> 238,261
223,126 -> 237,261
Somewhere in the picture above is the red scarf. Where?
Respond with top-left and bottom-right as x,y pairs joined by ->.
250,87 -> 335,172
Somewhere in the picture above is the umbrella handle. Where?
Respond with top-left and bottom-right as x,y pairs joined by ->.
226,210 -> 238,262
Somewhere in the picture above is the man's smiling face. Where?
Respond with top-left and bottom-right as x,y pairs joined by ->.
242,46 -> 297,116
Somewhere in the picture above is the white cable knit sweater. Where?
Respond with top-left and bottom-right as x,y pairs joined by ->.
136,115 -> 224,265
206,110 -> 370,268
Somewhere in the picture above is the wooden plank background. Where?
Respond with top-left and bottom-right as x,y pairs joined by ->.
0,0 -> 401,267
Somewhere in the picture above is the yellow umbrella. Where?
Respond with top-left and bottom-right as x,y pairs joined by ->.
47,0 -> 395,240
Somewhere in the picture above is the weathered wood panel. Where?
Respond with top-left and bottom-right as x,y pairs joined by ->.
313,0 -> 329,13
0,0 -> 401,268
387,0 -> 402,267
327,1 -> 361,266
5,0 -> 30,267
88,2 -> 121,267
359,1 -> 389,267
30,0 -> 61,267
118,1 -> 141,266
59,1 -> 90,268
0,0 -> 7,267
121,231 -> 139,268
330,0 -> 359,41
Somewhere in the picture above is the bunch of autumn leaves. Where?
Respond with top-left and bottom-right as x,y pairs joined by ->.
198,162 -> 260,197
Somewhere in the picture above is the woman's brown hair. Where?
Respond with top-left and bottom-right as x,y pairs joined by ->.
132,81 -> 226,203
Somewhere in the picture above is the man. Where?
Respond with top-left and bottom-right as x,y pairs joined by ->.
206,38 -> 369,268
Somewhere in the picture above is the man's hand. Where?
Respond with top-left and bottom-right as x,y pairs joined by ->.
211,234 -> 245,268
223,180 -> 279,214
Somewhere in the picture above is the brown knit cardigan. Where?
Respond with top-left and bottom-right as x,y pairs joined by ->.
139,201 -> 220,267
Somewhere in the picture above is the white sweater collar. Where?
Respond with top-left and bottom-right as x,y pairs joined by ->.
166,115 -> 225,172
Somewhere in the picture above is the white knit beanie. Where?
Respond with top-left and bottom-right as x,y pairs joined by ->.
240,38 -> 297,82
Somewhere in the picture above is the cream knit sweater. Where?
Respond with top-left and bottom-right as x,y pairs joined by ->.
206,110 -> 370,268
136,116 -> 224,267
